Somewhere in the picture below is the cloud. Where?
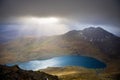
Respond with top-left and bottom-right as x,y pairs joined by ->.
0,0 -> 120,36
1,17 -> 70,37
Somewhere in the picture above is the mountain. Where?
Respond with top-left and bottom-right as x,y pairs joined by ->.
0,27 -> 120,80
0,64 -> 59,80
0,27 -> 119,61
0,27 -> 120,72
66,27 -> 117,41
65,27 -> 120,58
66,27 -> 118,40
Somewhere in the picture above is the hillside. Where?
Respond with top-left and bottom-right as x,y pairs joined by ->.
0,27 -> 119,62
41,66 -> 120,80
0,27 -> 120,73
0,64 -> 59,80
0,27 -> 120,80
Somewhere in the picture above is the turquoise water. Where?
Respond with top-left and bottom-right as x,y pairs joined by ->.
7,55 -> 106,70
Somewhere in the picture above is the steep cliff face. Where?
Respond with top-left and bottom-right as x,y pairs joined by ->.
0,65 -> 59,80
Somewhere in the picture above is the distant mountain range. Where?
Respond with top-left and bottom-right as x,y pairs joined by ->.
0,27 -> 120,73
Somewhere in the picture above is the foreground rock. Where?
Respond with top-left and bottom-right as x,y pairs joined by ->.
0,65 -> 59,80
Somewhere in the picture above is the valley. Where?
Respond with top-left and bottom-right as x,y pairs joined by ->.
0,27 -> 120,80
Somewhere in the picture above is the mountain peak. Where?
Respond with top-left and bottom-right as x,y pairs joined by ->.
83,27 -> 106,32
65,27 -> 118,42
82,27 -> 115,40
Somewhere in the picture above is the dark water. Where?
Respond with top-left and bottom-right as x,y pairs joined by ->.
7,55 -> 106,71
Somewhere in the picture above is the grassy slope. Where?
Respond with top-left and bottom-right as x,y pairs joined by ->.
0,35 -> 108,64
40,66 -> 120,80
0,35 -> 120,80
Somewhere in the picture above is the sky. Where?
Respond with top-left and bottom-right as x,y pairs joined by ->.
0,0 -> 120,37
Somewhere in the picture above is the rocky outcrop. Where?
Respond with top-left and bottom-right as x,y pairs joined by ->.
0,65 -> 59,80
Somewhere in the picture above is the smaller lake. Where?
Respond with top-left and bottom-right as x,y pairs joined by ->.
7,55 -> 106,71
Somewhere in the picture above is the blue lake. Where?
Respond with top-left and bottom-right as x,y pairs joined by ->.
7,55 -> 106,71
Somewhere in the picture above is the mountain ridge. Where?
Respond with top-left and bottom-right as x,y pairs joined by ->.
65,27 -> 119,41
0,27 -> 120,73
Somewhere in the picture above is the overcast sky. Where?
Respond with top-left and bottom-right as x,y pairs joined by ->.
0,0 -> 120,36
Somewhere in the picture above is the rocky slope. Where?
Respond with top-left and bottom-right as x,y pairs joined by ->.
0,65 -> 59,80
64,27 -> 120,58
